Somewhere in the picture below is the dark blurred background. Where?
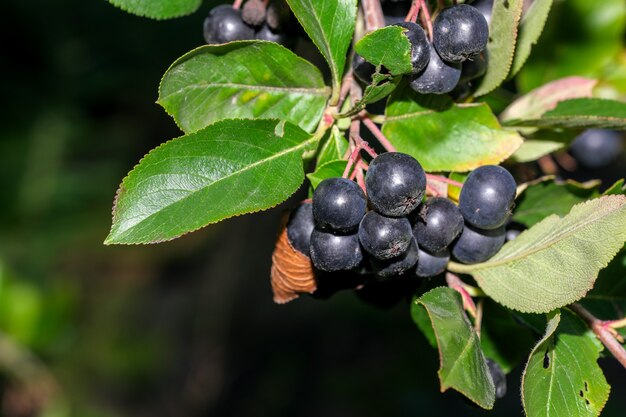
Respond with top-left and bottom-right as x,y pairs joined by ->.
0,1 -> 625,416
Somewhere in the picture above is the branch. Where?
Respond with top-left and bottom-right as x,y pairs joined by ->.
362,0 -> 386,31
360,114 -> 397,152
570,303 -> 626,369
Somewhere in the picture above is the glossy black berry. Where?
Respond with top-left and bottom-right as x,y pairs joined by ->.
452,223 -> 505,264
313,178 -> 367,232
470,0 -> 494,25
394,22 -> 430,73
203,5 -> 255,44
372,238 -> 419,278
352,54 -> 376,84
366,152 -> 426,217
383,1 -> 411,26
256,24 -> 292,47
409,43 -> 461,94
433,4 -> 489,63
415,248 -> 449,278
415,197 -> 464,253
569,129 -> 623,169
486,359 -> 507,399
459,165 -> 517,230
310,228 -> 363,271
359,211 -> 413,260
461,52 -> 487,81
286,202 -> 314,255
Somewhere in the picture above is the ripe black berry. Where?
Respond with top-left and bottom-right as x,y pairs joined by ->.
486,359 -> 507,399
366,152 -> 426,217
310,228 -> 363,271
459,165 -> 516,230
461,52 -> 487,81
409,43 -> 461,94
415,248 -> 449,278
394,22 -> 430,73
415,197 -> 464,253
352,53 -> 376,84
286,202 -> 314,255
433,4 -> 489,63
266,0 -> 291,30
256,24 -> 292,47
359,211 -> 413,260
569,129 -> 623,169
452,223 -> 505,264
372,238 -> 419,277
470,0 -> 494,25
203,5 -> 255,44
313,178 -> 367,232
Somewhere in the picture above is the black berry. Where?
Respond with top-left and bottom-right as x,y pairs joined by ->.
415,197 -> 464,253
409,42 -> 461,94
310,228 -> 363,271
266,0 -> 291,30
352,53 -> 376,84
359,211 -> 413,260
486,359 -> 507,399
433,4 -> 489,63
569,129 -> 623,169
256,24 -> 292,47
470,0 -> 494,26
313,178 -> 367,232
286,202 -> 314,255
461,51 -> 487,81
203,5 -> 255,44
372,238 -> 419,277
459,165 -> 516,230
452,223 -> 505,264
366,152 -> 426,217
415,248 -> 449,278
394,22 -> 430,73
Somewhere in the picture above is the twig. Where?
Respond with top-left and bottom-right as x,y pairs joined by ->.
446,273 -> 477,318
570,303 -> 626,369
232,0 -> 243,10
360,114 -> 397,152
337,71 -> 354,111
405,1 -> 419,23
362,0 -> 386,31
418,0 -> 434,40
426,183 -> 441,197
356,165 -> 367,192
342,145 -> 362,178
426,174 -> 464,188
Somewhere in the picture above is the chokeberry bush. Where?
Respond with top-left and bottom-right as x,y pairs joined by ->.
105,0 -> 626,415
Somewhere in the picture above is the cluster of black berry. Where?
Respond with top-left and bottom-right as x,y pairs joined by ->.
203,1 -> 293,48
354,2 -> 489,95
286,152 -> 517,281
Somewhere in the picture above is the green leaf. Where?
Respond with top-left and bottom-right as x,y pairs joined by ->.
342,72 -> 401,117
106,119 -> 316,244
504,98 -> 626,130
603,179 -> 626,196
158,41 -> 329,134
307,160 -> 347,189
511,140 -> 565,163
480,300 -> 536,373
522,310 -> 610,417
513,178 -> 601,227
509,0 -> 554,78
382,88 -> 522,172
412,287 -> 495,409
354,26 -> 413,75
501,77 -> 597,123
316,126 -> 348,167
107,0 -> 201,19
286,0 -> 357,101
474,0 -> 524,96
449,196 -> 626,313
517,0 -> 626,92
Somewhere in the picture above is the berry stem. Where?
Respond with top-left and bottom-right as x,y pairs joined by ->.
362,0 -> 386,31
342,145 -> 362,178
446,273 -> 477,318
232,0 -> 243,10
360,113 -> 397,152
337,71 -> 354,112
356,165 -> 367,192
405,1 -> 419,23
418,0 -> 434,41
425,174 -> 464,188
426,183 -> 441,197
570,303 -> 626,369
475,299 -> 484,338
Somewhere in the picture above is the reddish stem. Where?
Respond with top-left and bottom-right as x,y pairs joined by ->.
570,303 -> 626,369
405,1 -> 419,23
342,146 -> 362,178
425,174 -> 464,188
337,71 -> 354,111
232,0 -> 243,10
426,183 -> 441,197
361,117 -> 397,153
418,0 -> 434,40
446,273 -> 477,318
356,166 -> 367,192
362,0 -> 386,31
